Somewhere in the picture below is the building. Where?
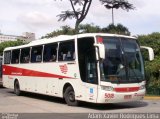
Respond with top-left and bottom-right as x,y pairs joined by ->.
0,34 -> 17,43
0,32 -> 35,43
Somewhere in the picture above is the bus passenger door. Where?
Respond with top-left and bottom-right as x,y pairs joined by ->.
78,37 -> 98,102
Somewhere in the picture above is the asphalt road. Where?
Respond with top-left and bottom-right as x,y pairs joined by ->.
0,87 -> 160,119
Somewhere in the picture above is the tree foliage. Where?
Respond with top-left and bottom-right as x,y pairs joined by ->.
42,23 -> 130,38
138,32 -> 160,89
57,0 -> 92,33
42,25 -> 75,38
100,0 -> 135,24
0,40 -> 24,55
138,32 -> 160,57
79,24 -> 101,33
102,23 -> 130,35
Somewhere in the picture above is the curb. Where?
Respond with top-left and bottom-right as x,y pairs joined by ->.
144,96 -> 160,100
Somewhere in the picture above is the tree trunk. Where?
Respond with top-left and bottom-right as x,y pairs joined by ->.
75,21 -> 80,34
112,8 -> 114,25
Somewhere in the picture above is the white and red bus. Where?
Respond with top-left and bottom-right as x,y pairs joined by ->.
2,33 -> 154,106
0,56 -> 2,86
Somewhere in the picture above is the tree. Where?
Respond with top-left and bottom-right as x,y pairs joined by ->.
41,25 -> 75,38
138,32 -> 160,93
100,0 -> 135,24
79,23 -> 101,33
102,23 -> 130,35
0,40 -> 24,55
57,0 -> 92,33
42,23 -> 131,38
42,24 -> 100,38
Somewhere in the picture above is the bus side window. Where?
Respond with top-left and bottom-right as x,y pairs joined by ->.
31,46 -> 43,63
86,50 -> 97,84
11,49 -> 20,64
20,48 -> 30,63
43,43 -> 57,62
78,37 -> 98,84
4,51 -> 11,64
58,40 -> 75,61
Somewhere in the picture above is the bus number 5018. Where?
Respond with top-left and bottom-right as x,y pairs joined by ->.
105,93 -> 114,99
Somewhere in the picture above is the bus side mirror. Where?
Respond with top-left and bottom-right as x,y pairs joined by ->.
140,46 -> 154,61
94,44 -> 105,59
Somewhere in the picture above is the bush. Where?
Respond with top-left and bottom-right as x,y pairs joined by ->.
138,32 -> 160,95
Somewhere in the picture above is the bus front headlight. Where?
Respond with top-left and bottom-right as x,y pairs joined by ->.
140,85 -> 145,90
101,86 -> 114,91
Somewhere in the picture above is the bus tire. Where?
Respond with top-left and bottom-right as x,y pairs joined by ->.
14,80 -> 21,96
64,86 -> 78,106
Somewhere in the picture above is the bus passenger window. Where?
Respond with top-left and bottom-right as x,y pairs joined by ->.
58,40 -> 75,61
31,46 -> 43,63
11,49 -> 20,64
20,48 -> 30,63
4,51 -> 11,64
43,43 -> 57,62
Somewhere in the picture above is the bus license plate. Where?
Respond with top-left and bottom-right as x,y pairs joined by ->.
124,95 -> 132,99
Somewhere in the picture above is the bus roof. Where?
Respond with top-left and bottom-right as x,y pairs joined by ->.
4,33 -> 136,51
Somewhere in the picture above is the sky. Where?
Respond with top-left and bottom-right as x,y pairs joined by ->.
0,0 -> 160,39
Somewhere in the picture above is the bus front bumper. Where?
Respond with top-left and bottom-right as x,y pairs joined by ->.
97,89 -> 145,103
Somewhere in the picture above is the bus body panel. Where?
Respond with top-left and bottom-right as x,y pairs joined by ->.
3,63 -> 99,103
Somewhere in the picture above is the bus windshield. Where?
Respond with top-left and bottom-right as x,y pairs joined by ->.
100,37 -> 145,83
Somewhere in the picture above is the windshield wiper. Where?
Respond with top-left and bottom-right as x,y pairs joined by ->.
129,68 -> 142,83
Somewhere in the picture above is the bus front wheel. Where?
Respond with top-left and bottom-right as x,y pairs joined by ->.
14,80 -> 21,96
64,86 -> 78,106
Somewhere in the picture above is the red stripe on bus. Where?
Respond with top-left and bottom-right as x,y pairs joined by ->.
114,87 -> 139,92
3,65 -> 75,79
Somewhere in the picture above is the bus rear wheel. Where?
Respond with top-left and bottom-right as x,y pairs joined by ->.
14,80 -> 21,96
64,86 -> 78,106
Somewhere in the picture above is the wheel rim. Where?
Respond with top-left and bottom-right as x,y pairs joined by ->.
68,91 -> 75,102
